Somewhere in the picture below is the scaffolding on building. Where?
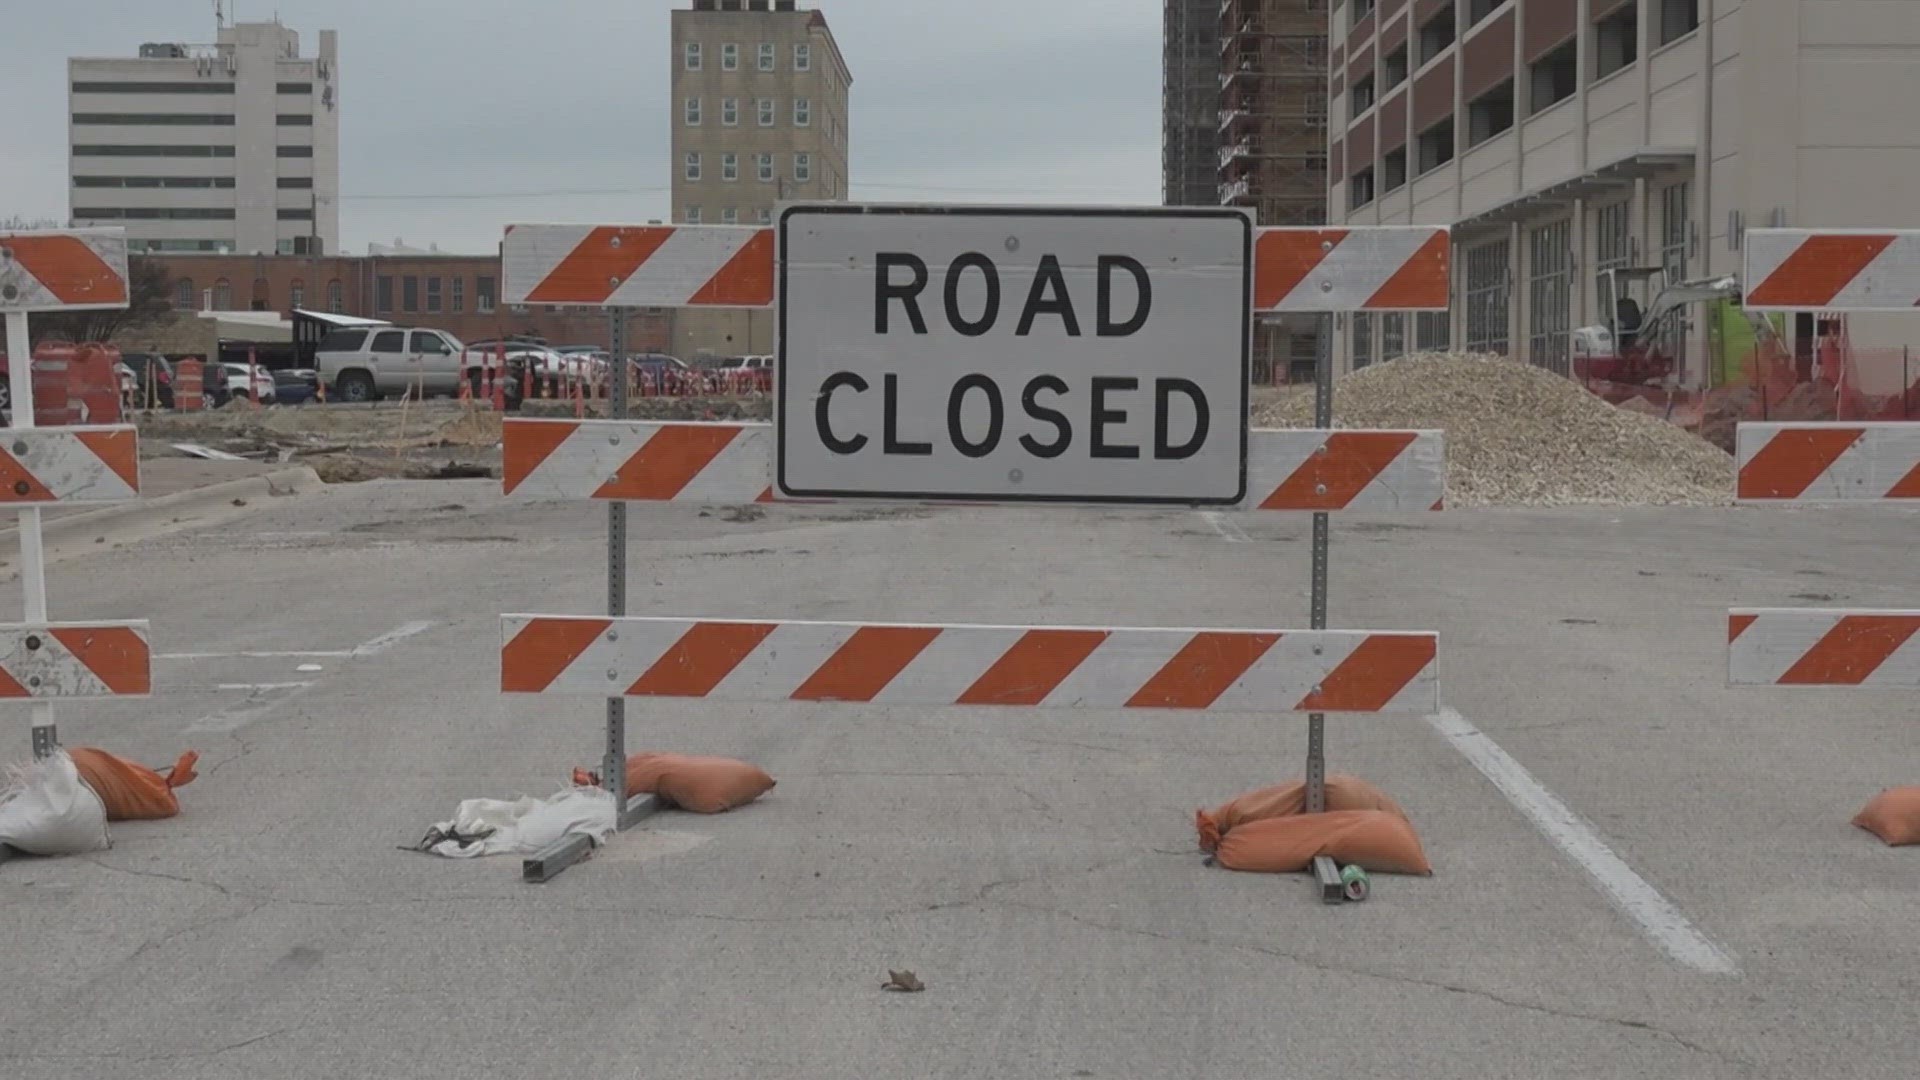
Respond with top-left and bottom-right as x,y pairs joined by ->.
1217,0 -> 1329,229
1163,0 -> 1222,207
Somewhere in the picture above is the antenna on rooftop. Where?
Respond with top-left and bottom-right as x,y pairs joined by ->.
214,0 -> 225,27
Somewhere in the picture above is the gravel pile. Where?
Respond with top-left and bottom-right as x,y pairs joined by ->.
1253,352 -> 1734,507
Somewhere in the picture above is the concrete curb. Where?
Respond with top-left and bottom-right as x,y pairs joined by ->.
0,466 -> 326,551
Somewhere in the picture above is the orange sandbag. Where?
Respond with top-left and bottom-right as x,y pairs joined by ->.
1213,810 -> 1432,875
68,748 -> 199,822
1195,775 -> 1408,853
570,752 -> 775,814
1852,787 -> 1920,846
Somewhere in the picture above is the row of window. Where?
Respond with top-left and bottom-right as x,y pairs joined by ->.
70,113 -> 316,126
374,275 -> 496,315
72,144 -> 315,157
70,81 -> 313,94
686,150 -> 813,183
685,41 -> 811,73
683,207 -> 775,225
685,95 -> 814,128
73,175 -> 315,189
76,206 -> 314,221
176,276 -> 346,314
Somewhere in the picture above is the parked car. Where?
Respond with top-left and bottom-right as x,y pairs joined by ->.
272,368 -> 321,406
220,362 -> 278,405
626,353 -> 703,394
316,326 -> 516,403
120,353 -> 174,410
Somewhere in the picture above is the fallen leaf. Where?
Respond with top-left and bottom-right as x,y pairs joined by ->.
882,969 -> 924,993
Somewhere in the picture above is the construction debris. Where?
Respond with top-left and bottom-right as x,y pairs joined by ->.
1253,353 -> 1734,507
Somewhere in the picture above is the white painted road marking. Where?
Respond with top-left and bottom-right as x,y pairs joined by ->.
1428,707 -> 1741,977
159,621 -> 435,662
1197,511 -> 1251,543
350,620 -> 434,657
217,681 -> 315,692
181,621 -> 435,735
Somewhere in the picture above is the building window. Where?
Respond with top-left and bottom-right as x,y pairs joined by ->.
1383,46 -> 1408,91
276,114 -> 313,126
290,279 -> 305,311
686,152 -> 702,180
1416,310 -> 1452,351
794,43 -> 811,71
1348,167 -> 1375,210
276,82 -> 312,94
1382,313 -> 1407,363
757,153 -> 774,182
276,145 -> 313,158
1418,117 -> 1455,174
476,276 -> 495,314
376,275 -> 393,312
1420,7 -> 1456,63
451,276 -> 464,314
70,80 -> 236,94
1595,5 -> 1638,79
278,176 -> 313,188
685,97 -> 701,126
1468,0 -> 1502,25
685,42 -> 701,70
327,279 -> 344,314
758,208 -> 772,224
213,278 -> 233,310
686,207 -> 702,224
794,153 -> 812,182
251,277 -> 271,311
402,276 -> 419,313
794,97 -> 811,126
759,42 -> 776,71
722,97 -> 738,126
71,112 -> 234,125
174,277 -> 195,311
722,207 -> 738,224
73,144 -> 236,157
426,277 -> 442,314
1528,219 -> 1573,375
1351,0 -> 1376,27
278,208 -> 313,220
1352,313 -> 1374,369
758,97 -> 776,126
722,43 -> 738,70
1382,146 -> 1407,193
1531,40 -> 1577,114
1464,241 -> 1511,355
1351,75 -> 1375,113
722,153 -> 738,181
1660,0 -> 1698,45
1594,199 -> 1633,313
1662,180 -> 1693,282
1468,80 -> 1515,146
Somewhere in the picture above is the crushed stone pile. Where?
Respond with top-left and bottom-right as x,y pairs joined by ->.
1253,352 -> 1734,507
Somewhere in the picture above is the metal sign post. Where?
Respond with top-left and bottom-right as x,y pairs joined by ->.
2,311 -> 53,756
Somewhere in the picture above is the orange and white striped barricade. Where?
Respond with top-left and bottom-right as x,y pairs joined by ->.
1731,237 -> 1920,832
502,618 -> 1439,714
30,344 -> 76,427
499,210 -> 1451,887
1,225 -> 146,761
70,343 -> 123,425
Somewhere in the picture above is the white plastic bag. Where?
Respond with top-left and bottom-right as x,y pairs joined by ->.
0,751 -> 112,856
418,786 -> 615,859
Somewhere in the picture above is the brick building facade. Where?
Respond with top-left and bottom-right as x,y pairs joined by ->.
146,252 -> 675,354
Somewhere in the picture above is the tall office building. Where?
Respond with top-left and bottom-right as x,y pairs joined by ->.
68,17 -> 340,257
670,0 -> 852,359
1163,0 -> 1222,207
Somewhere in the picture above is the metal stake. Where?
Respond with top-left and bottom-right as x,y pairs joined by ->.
5,310 -> 55,759
1306,311 -> 1333,815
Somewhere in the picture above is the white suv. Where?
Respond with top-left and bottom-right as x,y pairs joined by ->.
315,326 -> 501,402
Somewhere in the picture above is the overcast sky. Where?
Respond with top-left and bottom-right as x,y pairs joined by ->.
4,0 -> 1164,253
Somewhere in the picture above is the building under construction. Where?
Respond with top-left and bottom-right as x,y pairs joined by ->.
1191,0 -> 1331,377
1161,0 -> 1220,208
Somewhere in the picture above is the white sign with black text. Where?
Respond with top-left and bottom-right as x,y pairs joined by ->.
776,205 -> 1252,504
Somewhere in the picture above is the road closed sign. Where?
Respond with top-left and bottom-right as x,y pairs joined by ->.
776,205 -> 1252,505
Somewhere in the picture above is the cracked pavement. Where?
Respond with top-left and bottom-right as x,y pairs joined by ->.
1,482 -> 1917,1078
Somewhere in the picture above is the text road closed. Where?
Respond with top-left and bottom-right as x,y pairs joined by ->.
776,207 -> 1252,504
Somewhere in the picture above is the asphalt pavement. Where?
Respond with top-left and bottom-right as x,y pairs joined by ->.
1,479 -> 1916,1079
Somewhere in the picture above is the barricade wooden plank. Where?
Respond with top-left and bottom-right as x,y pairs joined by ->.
0,621 -> 152,698
1735,422 -> 1920,503
1729,609 -> 1920,687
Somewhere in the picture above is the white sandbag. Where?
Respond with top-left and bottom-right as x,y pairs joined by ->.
418,786 -> 615,859
0,751 -> 112,856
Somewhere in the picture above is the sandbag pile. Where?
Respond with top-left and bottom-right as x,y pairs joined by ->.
0,751 -> 112,856
571,752 -> 775,814
69,748 -> 198,821
1196,776 -> 1431,876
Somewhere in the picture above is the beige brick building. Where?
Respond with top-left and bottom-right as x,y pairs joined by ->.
670,0 -> 852,360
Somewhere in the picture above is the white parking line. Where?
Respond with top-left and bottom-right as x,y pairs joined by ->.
350,620 -> 434,656
217,681 -> 315,692
181,621 -> 436,735
1428,707 -> 1741,977
1197,511 -> 1251,543
158,621 -> 435,662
